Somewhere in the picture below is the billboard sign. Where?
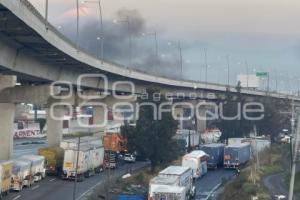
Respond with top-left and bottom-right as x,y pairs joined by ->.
237,74 -> 259,88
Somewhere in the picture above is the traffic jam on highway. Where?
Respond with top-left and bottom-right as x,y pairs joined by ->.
0,129 -> 271,200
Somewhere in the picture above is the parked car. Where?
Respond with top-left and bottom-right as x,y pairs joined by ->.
124,154 -> 136,163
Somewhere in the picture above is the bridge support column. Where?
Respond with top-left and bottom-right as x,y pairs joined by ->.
173,107 -> 184,130
0,104 -> 15,160
0,75 -> 16,160
93,106 -> 107,133
46,105 -> 64,147
196,107 -> 206,133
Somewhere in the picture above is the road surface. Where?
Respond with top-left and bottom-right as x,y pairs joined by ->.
263,171 -> 288,198
10,139 -> 236,200
5,162 -> 148,200
195,169 -> 235,200
13,138 -> 47,159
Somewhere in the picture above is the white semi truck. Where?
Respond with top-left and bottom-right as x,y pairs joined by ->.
0,161 -> 13,199
149,166 -> 195,200
182,150 -> 208,179
11,159 -> 32,191
20,155 -> 46,182
62,144 -> 104,180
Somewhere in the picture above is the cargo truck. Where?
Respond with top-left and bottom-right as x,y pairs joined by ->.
149,166 -> 195,200
174,130 -> 200,149
21,155 -> 46,182
103,133 -> 127,168
38,147 -> 64,176
200,143 -> 225,169
182,150 -> 208,178
60,136 -> 102,150
149,184 -> 186,200
0,161 -> 13,198
62,144 -> 104,180
11,159 -> 32,191
224,143 -> 251,169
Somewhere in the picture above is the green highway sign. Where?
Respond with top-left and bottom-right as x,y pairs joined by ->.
256,72 -> 268,77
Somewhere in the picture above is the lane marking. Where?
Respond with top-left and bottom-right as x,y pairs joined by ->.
31,185 -> 40,190
205,183 -> 222,200
13,195 -> 21,200
49,178 -> 56,182
76,180 -> 104,200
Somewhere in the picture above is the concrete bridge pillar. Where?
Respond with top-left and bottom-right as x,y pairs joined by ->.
93,106 -> 107,132
173,107 -> 184,130
0,75 -> 16,160
196,106 -> 206,133
46,105 -> 65,147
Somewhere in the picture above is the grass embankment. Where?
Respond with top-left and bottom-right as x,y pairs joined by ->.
111,158 -> 183,194
87,157 -> 183,200
219,144 -> 289,200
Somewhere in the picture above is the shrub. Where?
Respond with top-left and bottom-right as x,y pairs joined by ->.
242,183 -> 258,195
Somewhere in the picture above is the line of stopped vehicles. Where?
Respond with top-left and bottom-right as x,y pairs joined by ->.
0,133 -> 255,200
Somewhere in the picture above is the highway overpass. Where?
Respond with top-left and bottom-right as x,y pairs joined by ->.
0,0 -> 299,160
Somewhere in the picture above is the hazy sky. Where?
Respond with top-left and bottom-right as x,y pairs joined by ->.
29,0 -> 300,92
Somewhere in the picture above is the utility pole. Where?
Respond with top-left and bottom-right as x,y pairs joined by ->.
288,113 -> 299,200
254,125 -> 260,169
73,136 -> 81,200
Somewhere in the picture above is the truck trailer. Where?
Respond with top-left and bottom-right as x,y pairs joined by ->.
149,183 -> 186,200
224,143 -> 251,169
182,150 -> 208,178
38,147 -> 64,176
62,144 -> 104,180
158,166 -> 195,198
0,161 -> 13,198
20,155 -> 46,182
200,143 -> 225,169
11,159 -> 32,191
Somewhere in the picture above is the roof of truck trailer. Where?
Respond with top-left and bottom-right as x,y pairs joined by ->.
21,155 -> 44,161
201,143 -> 226,148
184,150 -> 208,158
150,184 -> 185,193
159,165 -> 190,175
226,143 -> 250,148
150,176 -> 179,185
0,160 -> 13,165
66,144 -> 102,151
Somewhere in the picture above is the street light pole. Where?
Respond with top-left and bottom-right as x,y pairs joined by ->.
226,55 -> 230,86
98,0 -> 104,63
114,17 -> 132,67
204,48 -> 208,85
142,31 -> 159,72
178,41 -> 183,80
76,0 -> 80,51
154,32 -> 158,65
45,0 -> 49,29
82,0 -> 104,63
245,60 -> 249,88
